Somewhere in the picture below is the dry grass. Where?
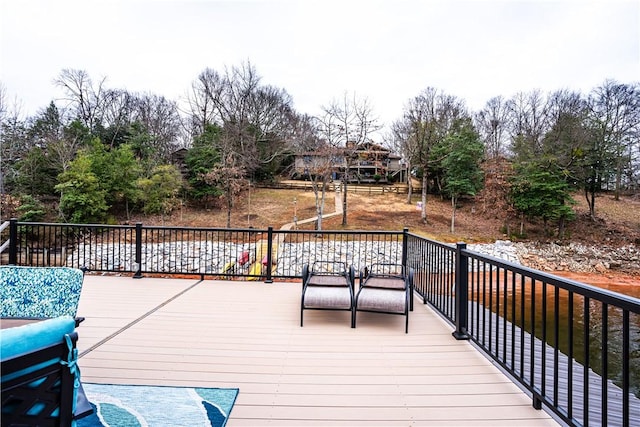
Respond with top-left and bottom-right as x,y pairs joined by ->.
133,187 -> 637,247
155,189 -> 334,229
553,192 -> 640,245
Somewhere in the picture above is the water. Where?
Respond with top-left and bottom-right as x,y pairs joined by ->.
472,271 -> 640,398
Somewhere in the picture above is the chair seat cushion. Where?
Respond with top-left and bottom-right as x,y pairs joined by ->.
307,274 -> 349,286
304,286 -> 352,309
357,288 -> 406,313
364,276 -> 406,290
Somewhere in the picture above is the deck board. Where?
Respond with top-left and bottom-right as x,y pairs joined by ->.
76,275 -> 558,426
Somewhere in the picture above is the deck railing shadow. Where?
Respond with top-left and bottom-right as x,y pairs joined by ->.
3,219 -> 640,426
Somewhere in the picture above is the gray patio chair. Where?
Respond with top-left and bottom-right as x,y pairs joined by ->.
355,263 -> 414,333
301,261 -> 355,328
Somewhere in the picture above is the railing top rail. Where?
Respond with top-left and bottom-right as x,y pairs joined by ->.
141,224 -> 264,233
275,229 -> 405,236
12,220 -> 136,230
406,232 -> 456,251
13,220 -> 407,237
461,247 -> 640,313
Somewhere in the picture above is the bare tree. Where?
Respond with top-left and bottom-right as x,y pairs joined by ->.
28,102 -> 68,170
474,96 -> 510,158
389,119 -> 417,203
395,88 -> 466,222
188,61 -> 295,180
0,89 -> 26,209
132,93 -> 181,164
318,92 -> 381,225
307,148 -> 339,231
202,152 -> 248,228
186,68 -> 220,136
292,115 -> 339,231
586,80 -> 640,204
290,113 -> 323,154
198,61 -> 261,166
543,89 -> 590,171
506,90 -> 552,157
100,89 -> 135,147
54,69 -> 108,130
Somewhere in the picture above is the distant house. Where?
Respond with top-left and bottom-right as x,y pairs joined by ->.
293,152 -> 346,180
293,142 -> 407,184
171,148 -> 189,177
349,142 -> 406,183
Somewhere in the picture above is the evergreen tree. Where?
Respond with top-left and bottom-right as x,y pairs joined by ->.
510,163 -> 575,237
55,152 -> 108,223
185,123 -> 223,205
440,119 -> 485,232
109,144 -> 143,219
15,194 -> 46,222
13,147 -> 58,196
89,142 -> 143,219
136,164 -> 183,220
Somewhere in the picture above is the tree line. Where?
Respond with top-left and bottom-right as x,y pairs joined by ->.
390,82 -> 639,236
0,62 -> 638,235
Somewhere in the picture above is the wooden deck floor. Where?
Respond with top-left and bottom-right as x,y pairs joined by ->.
76,275 -> 559,426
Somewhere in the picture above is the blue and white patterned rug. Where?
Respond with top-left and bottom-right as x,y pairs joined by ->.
76,383 -> 238,427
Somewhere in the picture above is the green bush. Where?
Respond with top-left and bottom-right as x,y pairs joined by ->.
16,195 -> 46,222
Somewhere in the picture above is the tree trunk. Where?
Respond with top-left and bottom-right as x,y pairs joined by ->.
406,162 -> 413,204
314,182 -> 326,231
450,196 -> 456,233
421,175 -> 428,222
615,161 -> 622,201
317,187 -> 326,231
341,175 -> 347,226
585,182 -> 596,221
226,193 -> 232,228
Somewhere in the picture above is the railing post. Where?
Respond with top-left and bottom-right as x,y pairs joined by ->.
401,228 -> 412,310
133,222 -> 143,278
265,226 -> 274,283
452,242 -> 470,340
401,227 -> 409,267
9,218 -> 18,265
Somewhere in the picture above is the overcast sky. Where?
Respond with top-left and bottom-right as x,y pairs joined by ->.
1,0 -> 638,133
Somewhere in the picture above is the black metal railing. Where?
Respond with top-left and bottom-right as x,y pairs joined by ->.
2,219 -> 406,281
3,218 -> 640,426
448,244 -> 640,427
